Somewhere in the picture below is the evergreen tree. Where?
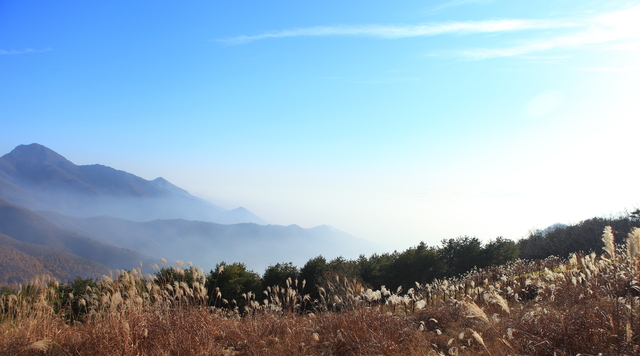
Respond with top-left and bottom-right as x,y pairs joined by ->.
299,256 -> 328,301
206,262 -> 261,311
262,262 -> 299,289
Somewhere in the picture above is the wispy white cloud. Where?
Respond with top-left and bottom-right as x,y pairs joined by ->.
519,55 -> 572,60
458,32 -> 603,60
0,48 -> 51,55
456,6 -> 640,59
220,19 -> 577,45
221,5 -> 640,61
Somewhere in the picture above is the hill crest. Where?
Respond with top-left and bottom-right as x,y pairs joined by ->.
0,144 -> 266,224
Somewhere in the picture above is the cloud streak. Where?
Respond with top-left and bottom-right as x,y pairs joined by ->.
221,19 -> 576,44
0,48 -> 51,55
221,5 -> 640,60
457,6 -> 640,59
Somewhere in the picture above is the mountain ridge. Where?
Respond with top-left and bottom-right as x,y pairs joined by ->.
0,144 -> 265,224
39,211 -> 375,273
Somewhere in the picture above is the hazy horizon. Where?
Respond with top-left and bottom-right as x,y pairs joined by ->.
2,0 -> 639,253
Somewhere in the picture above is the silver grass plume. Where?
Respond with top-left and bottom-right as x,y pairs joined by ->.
489,291 -> 510,315
602,226 -> 616,260
627,227 -> 640,260
26,339 -> 52,352
463,300 -> 490,324
468,328 -> 492,356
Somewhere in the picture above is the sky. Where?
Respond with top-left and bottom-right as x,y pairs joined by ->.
1,0 -> 640,253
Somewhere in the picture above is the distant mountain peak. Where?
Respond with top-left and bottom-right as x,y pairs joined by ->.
151,177 -> 190,196
4,143 -> 72,168
9,143 -> 61,157
13,143 -> 53,152
0,143 -> 267,225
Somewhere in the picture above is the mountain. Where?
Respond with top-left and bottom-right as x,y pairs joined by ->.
0,144 -> 265,224
0,198 -> 153,284
39,212 -> 376,273
0,143 -> 375,276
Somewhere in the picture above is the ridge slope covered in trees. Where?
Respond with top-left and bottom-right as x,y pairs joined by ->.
0,197 -> 153,284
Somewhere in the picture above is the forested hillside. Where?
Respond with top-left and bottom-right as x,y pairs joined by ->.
0,233 -> 108,284
0,198 -> 153,284
518,209 -> 640,259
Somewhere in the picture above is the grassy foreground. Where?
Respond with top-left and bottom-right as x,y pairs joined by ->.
2,227 -> 640,355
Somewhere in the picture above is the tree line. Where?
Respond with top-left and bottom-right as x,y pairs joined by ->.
518,209 -> 640,260
152,235 -> 519,310
155,209 -> 640,310
4,209 -> 638,316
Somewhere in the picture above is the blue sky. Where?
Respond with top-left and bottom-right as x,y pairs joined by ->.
2,0 -> 639,252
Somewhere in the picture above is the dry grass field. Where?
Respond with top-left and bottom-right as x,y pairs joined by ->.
2,226 -> 640,355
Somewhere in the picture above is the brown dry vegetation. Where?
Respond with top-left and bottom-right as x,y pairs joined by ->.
2,227 -> 640,355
